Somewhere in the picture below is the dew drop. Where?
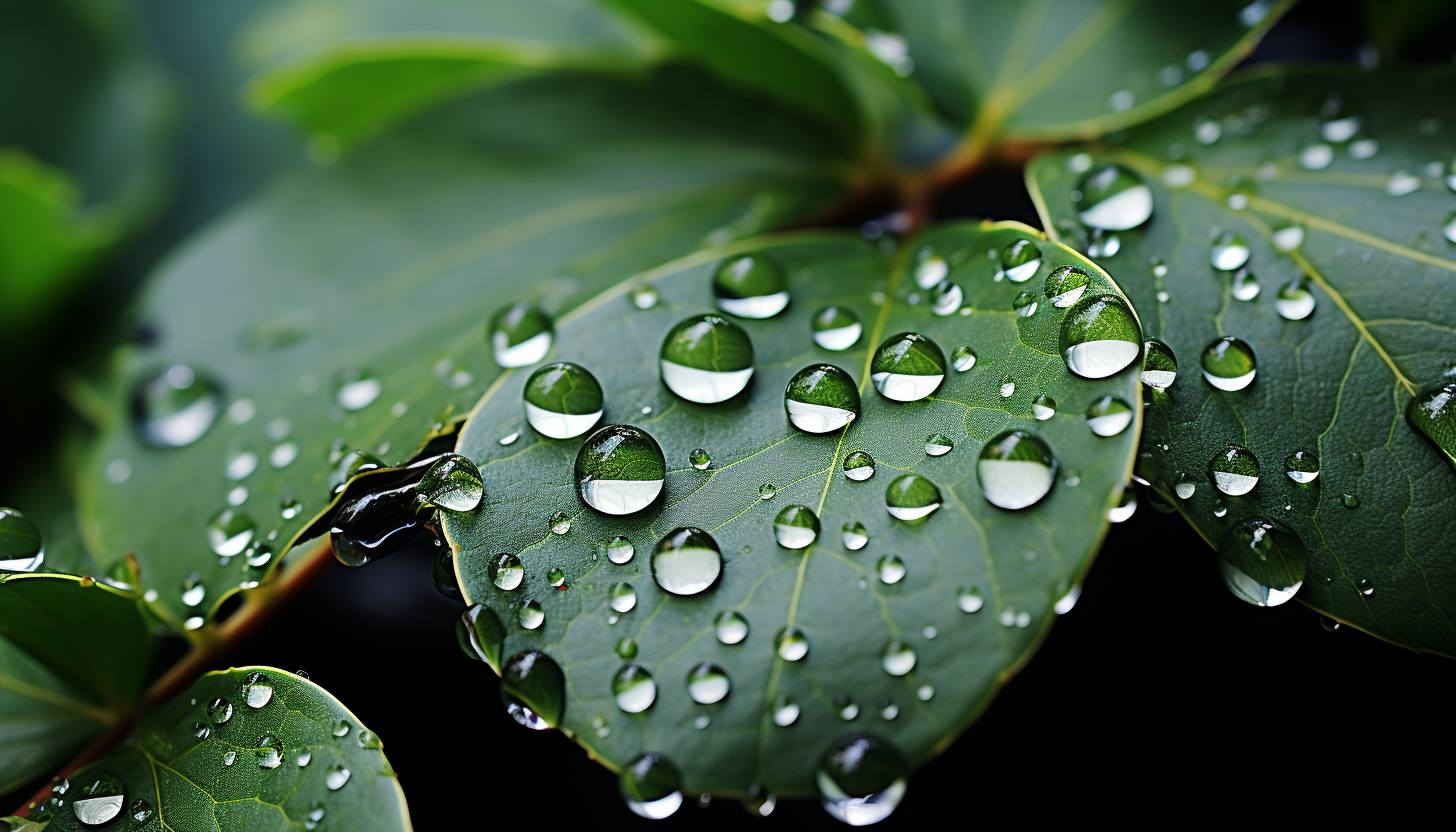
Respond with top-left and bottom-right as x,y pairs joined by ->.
1085,396 -> 1133,436
1044,265 -> 1091,308
843,450 -> 876,481
775,626 -> 809,661
575,425 -> 665,515
841,521 -> 868,550
1275,280 -> 1317,320
689,448 -> 711,470
885,474 -> 941,521
715,611 -> 749,645
518,599 -> 545,630
713,254 -> 789,318
978,430 -> 1057,510
488,302 -> 554,368
816,735 -> 908,826
913,246 -> 949,289
1031,394 -> 1056,421
1210,232 -> 1251,271
785,364 -> 860,433
1231,268 -> 1260,301
686,663 -> 731,704
773,505 -> 820,549
326,765 -> 351,791
870,332 -> 946,402
613,664 -> 657,713
1201,336 -> 1257,391
659,314 -> 754,403
876,554 -> 906,585
924,433 -> 954,456
1140,338 -> 1178,390
417,453 -> 483,512
523,362 -> 604,439
620,753 -> 683,820
609,582 -> 637,613
1012,290 -> 1038,317
1108,488 -> 1138,523
492,553 -> 524,590
652,527 -> 722,596
1060,295 -> 1142,379
1209,444 -> 1261,496
207,508 -> 256,557
812,305 -> 863,350
131,365 -> 224,448
951,345 -> 977,371
880,640 -> 916,675
773,695 -> 801,726
1406,377 -> 1456,468
999,238 -> 1043,283
334,366 -> 382,411
1284,450 -> 1320,483
605,536 -> 635,565
1217,517 -> 1306,606
1074,164 -> 1154,230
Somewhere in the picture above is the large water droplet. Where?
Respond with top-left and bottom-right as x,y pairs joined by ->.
575,425 -> 665,515
659,313 -> 754,403
131,365 -> 224,448
978,430 -> 1057,510
1210,445 -> 1260,495
501,650 -> 565,729
843,450 -> 875,481
1407,377 -> 1456,467
1140,338 -> 1178,390
523,362 -> 604,439
70,775 -> 125,826
1060,295 -> 1142,379
488,302 -> 554,368
326,765 -> 351,791
613,664 -> 657,713
1044,265 -> 1091,308
255,732 -> 284,769
417,454 -> 483,512
715,611 -> 749,645
816,735 -> 909,826
241,671 -> 273,709
775,626 -> 809,661
870,333 -> 946,402
714,255 -> 789,318
884,474 -> 941,521
880,641 -> 915,675
1074,164 -> 1153,230
1274,280 -> 1316,320
1209,232 -> 1251,271
1085,396 -> 1133,436
1284,450 -> 1320,483
620,753 -> 683,819
652,527 -> 721,596
0,508 -> 44,572
1217,517 -> 1306,606
785,364 -> 860,433
1201,336 -> 1257,391
686,663 -> 731,704
999,238 -> 1043,283
812,305 -> 863,351
876,554 -> 905,584
841,521 -> 868,550
609,582 -> 637,613
605,536 -> 634,565
492,553 -> 524,590
773,505 -> 820,549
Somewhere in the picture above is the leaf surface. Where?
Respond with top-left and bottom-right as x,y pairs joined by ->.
76,68 -> 852,631
443,222 -> 1142,796
882,0 -> 1293,141
0,637 -> 110,796
21,667 -> 409,831
1027,68 -> 1456,654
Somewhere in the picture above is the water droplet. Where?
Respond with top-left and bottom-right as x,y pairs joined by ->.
1040,266 -> 1091,310
518,599 -> 545,629
714,254 -> 789,318
1320,615 -> 1341,632
609,582 -> 637,613
501,650 -> 564,729
685,663 -> 731,704
689,448 -> 711,470
1298,142 -> 1333,170
880,640 -> 916,675
816,735 -> 909,826
613,664 -> 657,713
652,527 -> 721,596
1320,97 -> 1362,143
630,284 -> 660,309
956,585 -> 986,613
999,376 -> 1015,397
1342,492 -> 1360,508
296,749 -> 312,768
1442,211 -> 1456,245
1108,487 -> 1138,522
70,775 -> 125,826
1074,164 -> 1153,230
416,454 -> 483,512
885,474 -> 941,521
841,521 -> 868,550
488,302 -> 554,368
870,332 -> 946,402
785,364 -> 860,433
1010,290 -> 1037,318
240,671 -> 273,709
1217,517 -> 1306,606
773,694 -> 801,725
1060,295 -> 1142,379
775,626 -> 809,661
575,425 -> 665,515
255,732 -> 285,769
543,566 -> 565,589
978,430 -> 1057,510
620,753 -> 683,819
924,433 -> 954,456
843,450 -> 875,481
1085,396 -> 1133,436
178,572 -> 206,608
206,507 -> 255,558
333,720 -> 350,738
131,798 -> 154,824
876,554 -> 906,585
1270,278 -> 1318,320
812,305 -> 862,350
615,637 -> 637,659
1140,338 -> 1178,390
602,535 -> 634,565
131,365 -> 224,448
952,345 -> 977,371
0,508 -> 44,572
659,314 -> 754,403
457,604 -> 504,670
714,611 -> 749,645
1284,450 -> 1320,483
1406,377 -> 1456,468
1031,394 -> 1056,421
999,238 -> 1043,282
930,280 -> 964,316
1386,170 -> 1420,196
1209,232 -> 1251,272
913,246 -> 949,289
1201,336 -> 1257,391
1054,584 -> 1082,614
522,362 -> 604,439
1272,224 -> 1306,252
1231,268 -> 1261,301
485,553 -> 522,590
759,482 -> 778,499
206,696 -> 233,726
773,505 -> 820,550
334,366 -> 382,411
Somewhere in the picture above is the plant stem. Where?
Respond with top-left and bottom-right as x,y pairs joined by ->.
11,539 -> 337,816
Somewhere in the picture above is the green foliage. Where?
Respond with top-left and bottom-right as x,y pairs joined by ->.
1027,69 -> 1456,654
442,222 -> 1141,795
0,638 -> 109,796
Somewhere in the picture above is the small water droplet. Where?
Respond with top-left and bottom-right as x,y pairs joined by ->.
1031,394 -> 1057,421
1320,615 -> 1341,631
608,582 -> 637,613
714,611 -> 749,645
1044,265 -> 1090,308
999,376 -> 1015,398
773,695 -> 800,726
1201,336 -> 1257,391
1209,445 -> 1260,495
603,535 -> 634,565
630,284 -> 660,309
1085,396 -> 1133,436
870,332 -> 946,402
255,732 -> 284,769
689,448 -> 711,469
840,521 -> 869,551
417,454 -> 483,512
913,246 -> 949,289
951,345 -> 977,371
1386,170 -> 1420,196
489,302 -> 554,368
812,306 -> 863,350
924,433 -> 954,456
773,505 -> 821,549
759,482 -> 778,499
613,664 -> 657,713
334,366 -> 382,411
501,650 -> 565,729
1012,290 -> 1038,317
880,640 -> 916,675
957,586 -> 984,613
518,599 -> 545,629
1231,268 -> 1260,301
1140,338 -> 1178,390
876,554 -> 906,585
714,254 -> 789,318
324,765 -> 351,790
775,626 -> 809,661
686,663 -> 731,704
885,474 -> 941,521
131,365 -> 224,448
842,450 -> 876,482
978,431 -> 1057,510
1284,450 -> 1320,483
1342,492 -> 1360,508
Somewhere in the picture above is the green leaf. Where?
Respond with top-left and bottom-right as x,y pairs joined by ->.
242,0 -> 654,157
0,576 -> 149,710
21,667 -> 410,831
1026,68 -> 1456,654
0,0 -> 172,331
442,222 -> 1143,797
0,636 -> 111,796
600,0 -> 862,136
881,0 -> 1294,142
76,67 -> 852,631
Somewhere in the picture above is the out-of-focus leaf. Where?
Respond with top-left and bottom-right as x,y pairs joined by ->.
443,222 -> 1142,797
22,667 -> 410,831
76,67 -> 853,632
242,0 -> 654,156
0,636 -> 111,797
882,0 -> 1294,142
1027,68 -> 1456,654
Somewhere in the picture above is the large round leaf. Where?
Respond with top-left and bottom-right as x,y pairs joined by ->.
76,67 -> 852,631
1027,68 -> 1456,654
442,222 -> 1142,799
17,667 -> 409,831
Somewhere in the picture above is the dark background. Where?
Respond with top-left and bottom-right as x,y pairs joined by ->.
5,1 -> 1454,827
